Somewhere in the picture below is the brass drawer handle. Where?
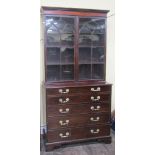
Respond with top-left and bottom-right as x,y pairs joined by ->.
90,129 -> 100,134
91,96 -> 100,101
59,132 -> 70,138
91,87 -> 101,92
59,108 -> 69,113
59,98 -> 69,103
59,89 -> 69,94
59,120 -> 69,126
90,106 -> 101,111
90,117 -> 100,122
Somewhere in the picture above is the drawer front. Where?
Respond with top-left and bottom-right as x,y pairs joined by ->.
47,113 -> 110,129
47,93 -> 111,105
47,103 -> 110,116
46,85 -> 111,96
47,124 -> 110,143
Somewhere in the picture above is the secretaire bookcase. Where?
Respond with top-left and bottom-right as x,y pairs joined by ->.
41,7 -> 112,151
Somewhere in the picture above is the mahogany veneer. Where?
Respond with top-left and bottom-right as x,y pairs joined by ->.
47,124 -> 110,143
41,7 -> 112,151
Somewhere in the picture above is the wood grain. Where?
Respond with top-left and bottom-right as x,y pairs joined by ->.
42,7 -> 112,152
47,124 -> 110,143
47,113 -> 110,129
47,103 -> 110,116
46,85 -> 111,95
40,131 -> 115,154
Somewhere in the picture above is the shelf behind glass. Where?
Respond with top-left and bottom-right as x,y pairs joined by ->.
61,65 -> 74,80
47,64 -> 74,82
47,47 -> 74,65
79,34 -> 104,46
45,16 -> 105,82
46,33 -> 74,46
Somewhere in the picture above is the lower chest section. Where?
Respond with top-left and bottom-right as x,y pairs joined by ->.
45,84 -> 112,143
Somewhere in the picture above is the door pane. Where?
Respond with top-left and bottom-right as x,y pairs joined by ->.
45,15 -> 75,82
79,35 -> 91,46
61,47 -> 74,64
92,47 -> 104,63
45,17 -> 60,33
78,17 -> 105,81
61,65 -> 74,80
60,18 -> 74,33
79,34 -> 104,46
92,34 -> 104,46
92,64 -> 104,79
45,16 -> 74,33
45,16 -> 75,46
47,65 -> 60,81
79,64 -> 91,80
61,34 -> 74,46
46,34 -> 60,46
47,47 -> 60,65
79,47 -> 91,64
79,18 -> 105,34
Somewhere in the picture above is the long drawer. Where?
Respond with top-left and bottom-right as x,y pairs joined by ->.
47,103 -> 110,116
46,85 -> 111,96
47,113 -> 110,129
47,93 -> 111,105
47,124 -> 110,143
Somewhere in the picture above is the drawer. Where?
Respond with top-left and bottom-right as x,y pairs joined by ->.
47,103 -> 110,116
47,113 -> 110,129
47,124 -> 110,143
47,93 -> 111,105
46,85 -> 111,96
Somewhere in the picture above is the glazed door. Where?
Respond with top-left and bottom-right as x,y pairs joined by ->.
78,17 -> 105,80
45,15 -> 75,82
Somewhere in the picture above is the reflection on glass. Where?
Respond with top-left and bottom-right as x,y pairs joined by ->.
92,47 -> 104,63
47,65 -> 60,81
47,47 -> 60,64
79,18 -> 105,34
47,34 -> 60,46
61,65 -> 74,80
78,17 -> 105,80
92,64 -> 104,79
92,34 -> 104,46
45,16 -> 74,33
61,48 -> 74,64
61,34 -> 74,46
47,34 -> 74,46
45,16 -> 105,82
79,34 -> 104,46
79,64 -> 91,80
45,16 -> 75,46
79,48 -> 91,64
79,35 -> 91,45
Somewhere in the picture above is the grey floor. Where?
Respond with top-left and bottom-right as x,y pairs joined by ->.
40,130 -> 115,155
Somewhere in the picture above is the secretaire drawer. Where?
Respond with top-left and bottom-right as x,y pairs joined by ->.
47,103 -> 110,116
46,85 -> 111,96
47,124 -> 110,143
47,113 -> 110,129
47,93 -> 111,104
